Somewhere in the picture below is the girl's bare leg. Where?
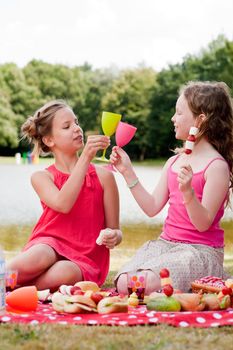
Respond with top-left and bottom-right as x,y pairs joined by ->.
116,270 -> 161,295
6,244 -> 58,284
33,260 -> 83,291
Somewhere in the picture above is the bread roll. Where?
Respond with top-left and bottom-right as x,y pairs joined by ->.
74,281 -> 100,292
97,296 -> 128,314
65,294 -> 97,309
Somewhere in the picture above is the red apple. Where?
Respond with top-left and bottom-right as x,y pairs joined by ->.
91,292 -> 104,304
159,268 -> 170,278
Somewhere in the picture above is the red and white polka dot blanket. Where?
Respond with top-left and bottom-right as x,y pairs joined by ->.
1,303 -> 233,327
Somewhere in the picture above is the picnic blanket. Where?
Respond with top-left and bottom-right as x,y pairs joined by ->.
1,303 -> 233,328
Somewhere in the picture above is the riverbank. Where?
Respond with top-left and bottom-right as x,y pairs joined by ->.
2,222 -> 233,274
0,156 -> 166,166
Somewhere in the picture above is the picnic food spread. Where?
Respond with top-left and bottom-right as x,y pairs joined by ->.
5,270 -> 233,315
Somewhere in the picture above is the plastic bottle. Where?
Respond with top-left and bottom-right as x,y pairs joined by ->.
0,246 -> 6,315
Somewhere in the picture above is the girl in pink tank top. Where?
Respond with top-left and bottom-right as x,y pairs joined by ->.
7,100 -> 122,291
111,81 -> 233,293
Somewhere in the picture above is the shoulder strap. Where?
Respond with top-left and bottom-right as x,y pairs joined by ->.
45,164 -> 56,175
169,154 -> 180,168
202,157 -> 227,173
88,163 -> 96,175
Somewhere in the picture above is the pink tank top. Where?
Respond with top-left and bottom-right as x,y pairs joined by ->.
24,163 -> 109,286
161,156 -> 227,248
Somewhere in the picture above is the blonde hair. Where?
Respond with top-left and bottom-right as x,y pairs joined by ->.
21,100 -> 70,156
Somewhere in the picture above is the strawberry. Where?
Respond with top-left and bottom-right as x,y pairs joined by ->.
159,268 -> 170,278
91,292 -> 104,304
163,284 -> 174,297
70,286 -> 84,295
222,286 -> 232,296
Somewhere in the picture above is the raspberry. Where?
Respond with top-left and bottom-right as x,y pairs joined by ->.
159,268 -> 170,278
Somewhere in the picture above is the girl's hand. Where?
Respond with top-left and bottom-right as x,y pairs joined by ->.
82,135 -> 110,160
110,146 -> 132,175
97,228 -> 122,249
177,164 -> 193,193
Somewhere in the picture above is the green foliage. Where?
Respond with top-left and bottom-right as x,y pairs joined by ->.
0,35 -> 232,158
147,35 -> 233,158
0,87 -> 18,147
102,67 -> 157,160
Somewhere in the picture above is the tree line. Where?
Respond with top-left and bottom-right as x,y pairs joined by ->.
0,35 -> 232,160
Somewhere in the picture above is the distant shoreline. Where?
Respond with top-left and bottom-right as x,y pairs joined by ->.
0,156 -> 166,167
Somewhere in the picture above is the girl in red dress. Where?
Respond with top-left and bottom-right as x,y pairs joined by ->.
7,100 -> 122,291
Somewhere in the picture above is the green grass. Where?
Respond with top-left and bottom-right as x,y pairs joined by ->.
1,323 -> 233,350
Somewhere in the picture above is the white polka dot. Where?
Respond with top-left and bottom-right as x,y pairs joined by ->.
161,313 -> 168,317
1,316 -> 11,322
146,312 -> 156,317
179,321 -> 189,327
88,320 -> 98,325
149,317 -> 158,323
196,317 -> 206,323
128,315 -> 137,319
210,323 -> 220,327
101,315 -> 109,318
30,320 -> 39,325
228,318 -> 233,322
58,321 -> 68,325
48,316 -> 56,320
19,314 -> 29,318
228,310 -> 233,314
112,317 -> 120,320
73,316 -> 82,321
118,321 -> 128,325
137,319 -> 144,323
107,320 -> 116,324
213,313 -> 222,319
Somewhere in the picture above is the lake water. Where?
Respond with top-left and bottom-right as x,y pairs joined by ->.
1,163 -> 233,225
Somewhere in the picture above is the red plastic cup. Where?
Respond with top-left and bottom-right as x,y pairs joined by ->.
6,286 -> 38,312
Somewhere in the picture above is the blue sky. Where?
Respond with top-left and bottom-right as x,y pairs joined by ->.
0,0 -> 232,71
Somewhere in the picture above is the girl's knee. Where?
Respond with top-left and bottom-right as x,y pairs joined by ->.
116,273 -> 128,294
7,245 -> 57,276
53,260 -> 82,284
145,270 -> 160,295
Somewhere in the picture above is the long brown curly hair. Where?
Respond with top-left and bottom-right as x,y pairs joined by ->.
180,81 -> 233,192
21,100 -> 70,156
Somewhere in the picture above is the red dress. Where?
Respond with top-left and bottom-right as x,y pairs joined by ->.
23,164 -> 109,286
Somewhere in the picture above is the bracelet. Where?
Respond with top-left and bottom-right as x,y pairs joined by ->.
183,188 -> 194,205
127,177 -> 139,189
